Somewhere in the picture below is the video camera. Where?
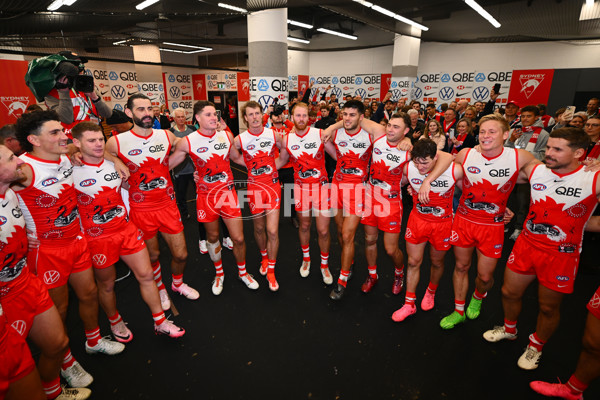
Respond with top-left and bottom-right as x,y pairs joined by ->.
25,51 -> 95,101
269,98 -> 286,117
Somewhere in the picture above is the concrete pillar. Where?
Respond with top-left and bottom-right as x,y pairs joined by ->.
390,30 -> 421,104
247,8 -> 288,111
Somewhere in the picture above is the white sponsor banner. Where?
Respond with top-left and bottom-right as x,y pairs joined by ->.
249,76 -> 289,110
413,70 -> 511,107
308,74 -> 383,103
104,62 -> 138,112
206,72 -> 238,91
137,82 -> 165,108
389,77 -> 416,102
288,75 -> 298,91
164,72 -> 193,117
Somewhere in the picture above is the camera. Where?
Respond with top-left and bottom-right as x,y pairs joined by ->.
270,105 -> 286,116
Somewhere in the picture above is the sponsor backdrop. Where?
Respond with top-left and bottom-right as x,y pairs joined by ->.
163,72 -> 193,119
248,76 -> 289,110
0,60 -> 37,126
3,57 -> 559,127
412,70 -> 513,107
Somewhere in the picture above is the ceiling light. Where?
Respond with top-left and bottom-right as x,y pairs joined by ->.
113,39 -> 129,45
136,0 -> 160,10
217,3 -> 248,13
371,5 -> 395,18
287,19 -> 313,29
287,36 -> 310,44
47,0 -> 64,11
317,28 -> 357,40
580,0 -> 600,20
160,47 -> 212,54
163,42 -> 210,50
353,0 -> 429,31
464,0 -> 501,28
63,0 -> 78,5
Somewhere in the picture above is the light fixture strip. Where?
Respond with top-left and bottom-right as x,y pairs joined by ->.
217,3 -> 248,13
287,36 -> 310,44
316,28 -> 357,40
464,0 -> 501,28
352,0 -> 429,31
163,41 -> 207,50
47,0 -> 64,11
136,0 -> 160,10
287,19 -> 313,29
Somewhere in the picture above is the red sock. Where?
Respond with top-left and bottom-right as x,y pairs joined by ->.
320,252 -> 329,268
528,332 -> 546,352
108,312 -> 123,327
455,299 -> 466,315
395,265 -> 404,276
172,273 -> 183,288
152,261 -> 165,291
473,288 -> 487,300
152,311 -> 166,326
566,375 -> 588,394
214,259 -> 224,276
62,349 -> 76,370
426,282 -> 438,294
237,261 -> 247,276
301,245 -> 310,262
338,270 -> 350,287
503,318 -> 517,334
85,327 -> 101,347
405,292 -> 416,306
43,376 -> 62,399
368,265 -> 377,278
260,249 -> 268,262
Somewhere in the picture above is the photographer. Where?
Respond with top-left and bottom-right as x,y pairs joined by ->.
43,51 -> 112,137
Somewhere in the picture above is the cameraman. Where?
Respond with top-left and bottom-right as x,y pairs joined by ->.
44,51 -> 112,138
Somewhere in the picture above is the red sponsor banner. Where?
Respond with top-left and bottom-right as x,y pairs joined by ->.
236,72 -> 250,102
0,60 -> 37,126
298,75 -> 309,98
380,73 -> 391,99
192,74 -> 207,101
507,69 -> 554,107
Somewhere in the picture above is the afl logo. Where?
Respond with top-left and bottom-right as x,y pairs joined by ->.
197,147 -> 208,153
532,183 -> 547,191
80,179 -> 96,187
467,166 -> 481,174
411,178 -> 423,185
42,177 -> 58,187
248,144 -> 255,150
494,244 -> 502,249
0,216 -> 6,225
338,141 -> 348,147
291,144 -> 300,151
373,148 -> 382,155
128,149 -> 142,156
556,275 -> 569,282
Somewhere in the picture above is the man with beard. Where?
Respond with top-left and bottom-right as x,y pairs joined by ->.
323,102 -> 420,300
105,94 -> 199,310
275,102 -> 336,286
232,101 -> 284,291
483,128 -> 600,370
169,101 -> 259,296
